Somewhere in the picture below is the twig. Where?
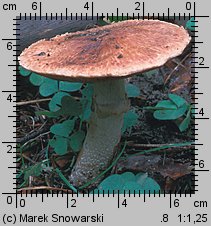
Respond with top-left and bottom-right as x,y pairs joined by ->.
17,153 -> 36,164
126,142 -> 192,158
17,126 -> 51,144
18,186 -> 73,193
126,142 -> 192,149
16,98 -> 51,106
164,53 -> 191,85
17,96 -> 80,106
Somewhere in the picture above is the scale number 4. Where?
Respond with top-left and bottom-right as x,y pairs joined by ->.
199,108 -> 204,116
84,2 -> 89,10
122,199 -> 127,207
7,94 -> 12,102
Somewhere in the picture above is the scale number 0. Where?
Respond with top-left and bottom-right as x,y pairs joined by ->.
186,2 -> 192,10
7,196 -> 26,207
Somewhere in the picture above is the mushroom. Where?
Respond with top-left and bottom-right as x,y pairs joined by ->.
19,20 -> 190,187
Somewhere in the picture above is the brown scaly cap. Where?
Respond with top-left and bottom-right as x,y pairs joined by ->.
19,20 -> 191,82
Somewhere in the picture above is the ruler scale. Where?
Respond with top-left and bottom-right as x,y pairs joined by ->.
0,0 -> 210,225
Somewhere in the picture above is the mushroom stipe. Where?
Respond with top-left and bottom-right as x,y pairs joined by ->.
19,20 -> 190,188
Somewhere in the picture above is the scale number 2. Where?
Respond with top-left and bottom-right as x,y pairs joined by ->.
70,199 -> 76,207
7,145 -> 13,154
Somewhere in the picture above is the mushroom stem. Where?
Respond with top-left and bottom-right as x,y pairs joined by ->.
70,79 -> 129,187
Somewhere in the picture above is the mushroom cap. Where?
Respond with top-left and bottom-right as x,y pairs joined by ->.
19,20 -> 190,82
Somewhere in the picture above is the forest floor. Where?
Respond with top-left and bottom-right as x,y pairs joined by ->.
17,19 -> 194,194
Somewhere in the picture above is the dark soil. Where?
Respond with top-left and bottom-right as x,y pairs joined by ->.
118,48 -> 194,193
128,68 -> 192,144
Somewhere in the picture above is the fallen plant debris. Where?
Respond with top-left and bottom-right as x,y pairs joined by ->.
18,186 -> 74,194
116,154 -> 193,180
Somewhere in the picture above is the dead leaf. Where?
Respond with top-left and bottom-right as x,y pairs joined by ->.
160,159 -> 193,180
116,155 -> 161,173
51,153 -> 73,169
116,155 -> 193,180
